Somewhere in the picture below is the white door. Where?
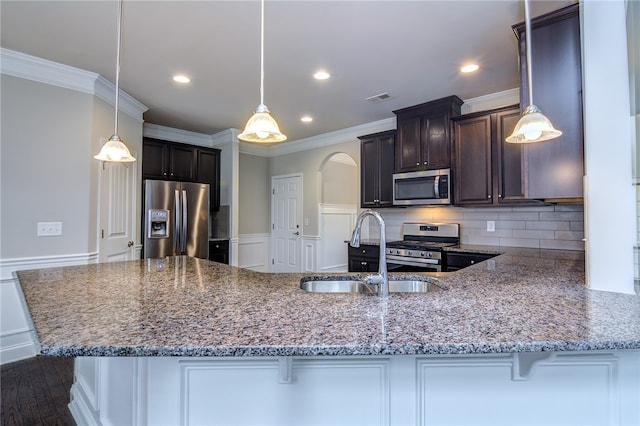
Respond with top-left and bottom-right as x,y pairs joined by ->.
271,175 -> 303,272
99,160 -> 137,262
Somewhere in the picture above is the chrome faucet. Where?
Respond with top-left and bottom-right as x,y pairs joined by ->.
350,209 -> 388,297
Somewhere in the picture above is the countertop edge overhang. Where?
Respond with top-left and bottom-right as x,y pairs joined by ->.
16,247 -> 640,358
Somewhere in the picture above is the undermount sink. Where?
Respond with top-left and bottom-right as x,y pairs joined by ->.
299,278 -> 440,294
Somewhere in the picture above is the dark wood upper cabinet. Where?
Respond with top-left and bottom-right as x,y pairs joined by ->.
513,3 -> 584,200
359,130 -> 395,208
393,96 -> 463,173
453,105 -> 540,207
142,137 -> 195,181
142,137 -> 221,210
196,148 -> 221,212
453,113 -> 493,206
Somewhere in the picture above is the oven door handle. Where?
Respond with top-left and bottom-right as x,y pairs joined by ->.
386,255 -> 440,266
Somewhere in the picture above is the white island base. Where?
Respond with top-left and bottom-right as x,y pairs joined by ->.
69,350 -> 640,426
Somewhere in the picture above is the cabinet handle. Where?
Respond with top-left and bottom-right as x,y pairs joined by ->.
499,194 -> 502,198
416,162 -> 420,166
488,195 -> 492,199
362,249 -> 366,254
163,172 -> 167,176
424,161 -> 428,165
470,260 -> 475,264
361,261 -> 367,266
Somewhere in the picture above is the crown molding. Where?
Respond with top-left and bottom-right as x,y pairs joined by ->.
1,48 -> 147,121
461,88 -> 520,114
143,123 -> 213,147
94,75 -> 147,122
239,117 -> 396,157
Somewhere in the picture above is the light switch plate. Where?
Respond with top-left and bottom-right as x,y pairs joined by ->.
486,220 -> 495,232
37,222 -> 63,236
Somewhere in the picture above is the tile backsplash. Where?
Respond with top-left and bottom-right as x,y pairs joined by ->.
374,204 -> 585,251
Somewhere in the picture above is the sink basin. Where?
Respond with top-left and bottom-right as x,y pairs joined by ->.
299,279 -> 439,294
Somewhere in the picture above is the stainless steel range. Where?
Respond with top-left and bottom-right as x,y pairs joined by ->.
386,223 -> 460,272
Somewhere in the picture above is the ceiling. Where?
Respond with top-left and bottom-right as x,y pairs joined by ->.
1,0 -> 575,142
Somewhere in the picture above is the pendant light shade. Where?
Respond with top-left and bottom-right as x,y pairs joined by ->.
94,0 -> 136,162
506,0 -> 562,144
238,0 -> 287,143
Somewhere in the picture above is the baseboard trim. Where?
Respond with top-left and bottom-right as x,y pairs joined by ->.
69,381 -> 101,426
0,338 -> 37,365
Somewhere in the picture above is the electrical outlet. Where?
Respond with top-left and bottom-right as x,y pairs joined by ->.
486,220 -> 495,232
37,222 -> 63,236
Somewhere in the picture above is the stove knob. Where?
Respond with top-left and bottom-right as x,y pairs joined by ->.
420,252 -> 425,257
427,252 -> 433,258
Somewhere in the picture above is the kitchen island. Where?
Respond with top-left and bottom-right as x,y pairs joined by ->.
16,249 -> 640,425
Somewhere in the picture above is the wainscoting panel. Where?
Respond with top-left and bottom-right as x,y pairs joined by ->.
318,204 -> 357,273
237,234 -> 271,272
0,252 -> 98,364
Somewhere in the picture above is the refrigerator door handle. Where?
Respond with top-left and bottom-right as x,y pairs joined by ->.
174,189 -> 181,254
181,189 -> 188,253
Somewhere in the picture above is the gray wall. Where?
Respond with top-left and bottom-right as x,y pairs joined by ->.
238,153 -> 271,234
1,74 -> 143,259
321,159 -> 358,205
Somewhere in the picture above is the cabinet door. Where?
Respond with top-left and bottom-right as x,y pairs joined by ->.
142,140 -> 169,179
395,117 -> 422,173
423,111 -> 450,170
208,240 -> 229,264
196,149 -> 221,211
496,108 -> 526,203
360,138 -> 380,208
168,145 -> 196,181
453,115 -> 493,205
516,5 -> 583,199
377,133 -> 395,206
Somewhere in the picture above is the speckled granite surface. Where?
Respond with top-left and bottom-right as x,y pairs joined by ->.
15,248 -> 640,357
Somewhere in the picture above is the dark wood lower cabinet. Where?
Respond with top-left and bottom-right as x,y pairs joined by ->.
446,252 -> 498,272
348,244 -> 379,272
209,240 -> 229,264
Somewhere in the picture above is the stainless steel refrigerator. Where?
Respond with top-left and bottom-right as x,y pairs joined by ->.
143,180 -> 209,259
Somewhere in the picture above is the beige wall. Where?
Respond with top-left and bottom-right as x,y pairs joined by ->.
238,153 -> 271,234
321,159 -> 358,205
1,75 -> 94,257
269,140 -> 360,236
0,74 -> 143,259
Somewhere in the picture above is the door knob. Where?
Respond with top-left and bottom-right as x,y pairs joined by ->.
128,241 -> 134,247
293,231 -> 300,236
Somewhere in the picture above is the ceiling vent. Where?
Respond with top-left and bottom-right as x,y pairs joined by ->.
365,92 -> 392,104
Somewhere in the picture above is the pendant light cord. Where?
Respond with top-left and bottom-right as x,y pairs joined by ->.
114,0 -> 122,135
260,0 -> 265,106
524,0 -> 534,107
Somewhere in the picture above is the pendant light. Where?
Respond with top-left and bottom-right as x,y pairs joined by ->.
238,0 -> 287,143
94,0 -> 136,162
506,0 -> 562,144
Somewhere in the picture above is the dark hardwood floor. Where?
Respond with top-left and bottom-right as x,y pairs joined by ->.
1,356 -> 75,426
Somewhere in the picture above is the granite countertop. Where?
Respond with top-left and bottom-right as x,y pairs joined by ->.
16,248 -> 640,357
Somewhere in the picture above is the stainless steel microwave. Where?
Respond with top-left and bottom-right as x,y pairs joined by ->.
392,169 -> 451,206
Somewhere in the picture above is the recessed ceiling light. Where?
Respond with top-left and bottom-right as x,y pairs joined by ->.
301,116 -> 313,123
313,70 -> 330,80
460,64 -> 479,73
173,75 -> 191,84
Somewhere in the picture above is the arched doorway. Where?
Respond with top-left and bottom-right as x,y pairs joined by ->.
318,152 -> 358,272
